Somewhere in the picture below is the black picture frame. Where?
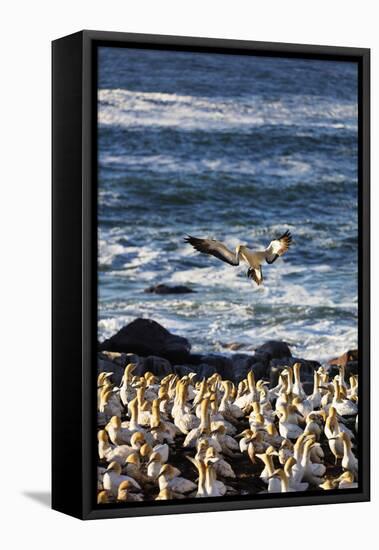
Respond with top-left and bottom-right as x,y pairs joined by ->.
52,30 -> 370,520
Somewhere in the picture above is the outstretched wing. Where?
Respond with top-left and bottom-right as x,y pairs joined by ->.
265,230 -> 292,264
185,235 -> 239,266
247,266 -> 263,286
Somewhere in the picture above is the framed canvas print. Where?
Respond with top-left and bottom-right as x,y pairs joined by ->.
52,30 -> 370,520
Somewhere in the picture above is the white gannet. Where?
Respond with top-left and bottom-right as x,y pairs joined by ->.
172,381 -> 200,435
97,490 -> 111,504
234,371 -> 259,410
319,478 -> 338,490
278,439 -> 294,465
256,446 -> 279,484
157,464 -> 197,495
307,370 -> 322,410
245,431 -> 270,464
97,371 -> 113,405
185,230 -> 292,286
237,429 -> 255,453
299,437 -> 326,485
105,415 -> 132,445
331,379 -> 358,416
117,480 -> 144,502
292,363 -> 306,399
203,450 -> 228,497
155,487 -> 185,500
219,380 -> 244,421
119,363 -> 137,406
196,440 -> 236,478
150,398 -> 178,444
325,406 -> 344,462
123,453 -> 151,486
186,456 -> 207,497
269,464 -> 302,493
330,432 -> 358,479
121,397 -> 154,445
303,412 -> 324,441
211,424 -> 239,456
209,392 -> 237,435
183,398 -> 221,451
98,430 -> 145,464
274,373 -> 291,411
147,451 -> 165,480
276,405 -> 303,440
348,375 -> 358,401
285,456 -> 309,491
103,461 -> 141,497
248,400 -> 272,428
337,470 -> 358,489
292,395 -> 313,422
135,384 -> 153,427
99,386 -> 123,421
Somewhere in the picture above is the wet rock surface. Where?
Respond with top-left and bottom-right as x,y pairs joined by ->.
99,318 -> 191,362
144,283 -> 195,294
97,321 -> 359,502
328,349 -> 358,379
98,319 -> 350,386
255,340 -> 292,360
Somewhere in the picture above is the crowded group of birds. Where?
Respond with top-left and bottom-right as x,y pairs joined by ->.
97,359 -> 359,504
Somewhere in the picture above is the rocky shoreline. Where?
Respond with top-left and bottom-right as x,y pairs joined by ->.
97,318 -> 359,502
98,318 -> 358,387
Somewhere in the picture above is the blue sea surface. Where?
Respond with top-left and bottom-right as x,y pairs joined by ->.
97,47 -> 358,361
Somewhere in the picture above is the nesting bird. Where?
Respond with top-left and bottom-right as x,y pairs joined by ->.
97,352 -> 359,503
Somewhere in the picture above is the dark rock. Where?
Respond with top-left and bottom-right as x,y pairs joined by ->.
328,349 -> 358,368
255,340 -> 292,360
124,353 -> 142,366
97,356 -> 124,386
269,356 -> 321,387
346,360 -> 358,377
184,354 -> 207,365
230,353 -> 258,382
174,365 -> 194,377
144,284 -> 195,294
192,363 -> 217,380
141,356 -> 173,377
328,350 -> 358,381
174,363 -> 217,380
100,351 -> 123,362
176,353 -> 268,383
220,342 -> 247,351
250,362 -> 268,381
302,381 -> 314,395
98,318 -> 191,362
294,358 -> 320,378
195,354 -> 234,380
329,360 -> 358,381
252,351 -> 271,367
269,364 -> 286,388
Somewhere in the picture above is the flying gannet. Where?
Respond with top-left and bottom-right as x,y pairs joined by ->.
185,230 -> 292,286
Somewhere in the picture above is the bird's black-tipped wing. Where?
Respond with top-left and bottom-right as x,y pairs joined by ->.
265,230 -> 292,264
247,266 -> 263,285
185,235 -> 239,266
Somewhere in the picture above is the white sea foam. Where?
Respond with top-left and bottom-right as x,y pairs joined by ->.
98,89 -> 357,132
99,151 -> 318,181
98,240 -> 128,266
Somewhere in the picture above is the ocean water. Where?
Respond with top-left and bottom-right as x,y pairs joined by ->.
97,47 -> 358,362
